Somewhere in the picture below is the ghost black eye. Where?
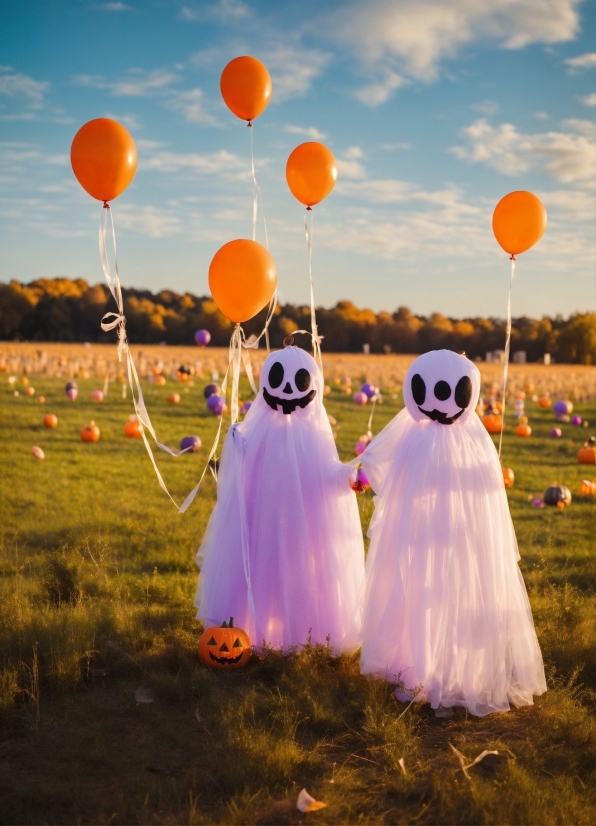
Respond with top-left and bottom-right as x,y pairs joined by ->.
455,376 -> 472,409
411,373 -> 426,405
268,361 -> 284,389
434,380 -> 451,401
294,368 -> 311,392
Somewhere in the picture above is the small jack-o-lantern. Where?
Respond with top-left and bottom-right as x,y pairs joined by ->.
577,437 -> 596,465
403,350 -> 478,426
197,617 -> 250,670
261,339 -> 318,416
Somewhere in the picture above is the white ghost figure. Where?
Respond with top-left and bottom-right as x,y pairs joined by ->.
360,349 -> 546,716
194,345 -> 365,653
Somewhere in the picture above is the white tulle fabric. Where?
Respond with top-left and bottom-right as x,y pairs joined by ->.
195,346 -> 365,653
361,350 -> 546,716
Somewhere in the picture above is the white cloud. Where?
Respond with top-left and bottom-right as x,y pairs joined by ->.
450,118 -> 595,183
113,204 -> 183,238
46,154 -> 69,166
96,2 -> 132,10
179,0 -> 249,22
142,149 -> 247,176
533,111 -> 550,119
165,88 -> 220,126
284,124 -> 327,140
380,142 -> 411,150
352,70 -> 407,106
577,93 -> 596,106
565,52 -> 596,73
322,0 -> 581,104
0,69 -> 49,109
265,46 -> 332,103
103,112 -> 141,129
472,100 -> 499,115
73,69 -> 178,96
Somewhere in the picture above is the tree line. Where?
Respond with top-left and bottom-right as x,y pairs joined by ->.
0,278 -> 594,363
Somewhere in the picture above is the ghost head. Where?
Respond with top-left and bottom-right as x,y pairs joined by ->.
261,345 -> 319,415
403,350 -> 480,425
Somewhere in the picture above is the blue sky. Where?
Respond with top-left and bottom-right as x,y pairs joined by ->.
1,0 -> 594,318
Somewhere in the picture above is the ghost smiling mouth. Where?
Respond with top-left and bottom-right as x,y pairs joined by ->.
417,406 -> 465,425
263,386 -> 316,415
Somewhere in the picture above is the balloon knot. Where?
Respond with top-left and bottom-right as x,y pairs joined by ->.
509,254 -> 516,261
247,121 -> 252,128
306,206 -> 312,211
103,201 -> 110,209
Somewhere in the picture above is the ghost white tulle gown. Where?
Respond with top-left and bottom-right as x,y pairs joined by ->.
360,350 -> 546,716
194,346 -> 365,653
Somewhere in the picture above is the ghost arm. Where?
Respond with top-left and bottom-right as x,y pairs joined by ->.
360,407 -> 410,493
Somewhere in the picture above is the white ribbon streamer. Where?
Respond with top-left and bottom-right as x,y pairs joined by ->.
498,257 -> 515,459
304,211 -> 323,375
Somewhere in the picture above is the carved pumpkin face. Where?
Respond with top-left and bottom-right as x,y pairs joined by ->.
260,346 -> 319,416
403,350 -> 480,426
197,618 -> 251,670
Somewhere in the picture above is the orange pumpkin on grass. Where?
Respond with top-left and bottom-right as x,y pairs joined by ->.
43,414 -> 58,428
483,413 -> 504,434
197,617 -> 250,670
577,437 -> 596,465
515,423 -> 532,437
124,416 -> 143,438
80,421 -> 100,442
502,467 -> 515,489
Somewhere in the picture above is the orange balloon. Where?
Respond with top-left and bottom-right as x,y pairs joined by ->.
209,239 -> 277,323
492,191 -> 547,257
286,142 -> 337,208
71,118 -> 137,202
220,56 -> 272,122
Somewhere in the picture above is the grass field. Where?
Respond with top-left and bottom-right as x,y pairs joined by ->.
0,345 -> 594,825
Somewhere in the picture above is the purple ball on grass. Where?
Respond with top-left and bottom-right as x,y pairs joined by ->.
550,427 -> 562,438
361,383 -> 376,398
353,391 -> 368,406
203,383 -> 220,399
180,435 -> 202,453
571,415 -> 582,426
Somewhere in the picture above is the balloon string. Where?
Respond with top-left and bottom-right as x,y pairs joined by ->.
249,123 -> 272,353
367,394 -> 377,438
304,210 -> 323,375
98,205 -> 203,511
498,256 -> 515,459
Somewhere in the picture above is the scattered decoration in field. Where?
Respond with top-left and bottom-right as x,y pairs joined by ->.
354,433 -> 372,456
359,350 -> 546,716
43,414 -> 58,428
351,468 -> 370,493
24,386 -> 35,397
38,396 -> 45,403
67,388 -> 78,401
166,392 -> 181,405
361,382 -> 377,399
180,435 -> 201,453
543,486 -> 572,507
91,389 -> 104,402
550,427 -> 562,438
571,415 -> 582,426
579,479 -> 596,495
553,399 -> 573,418
203,383 -> 220,399
502,467 -> 514,488
30,445 -> 44,459
206,394 -> 226,416
124,416 -> 143,438
353,391 -> 368,406
197,618 -> 251,670
240,401 -> 252,416
13,390 -> 19,397
134,686 -> 154,704
577,437 -> 596,464
532,498 -> 544,508
21,377 -> 29,387
80,421 -> 100,442
154,375 -> 166,386
194,329 -> 211,347
514,423 -> 532,437
482,413 -> 503,434
296,788 -> 327,814
7,376 -> 15,386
